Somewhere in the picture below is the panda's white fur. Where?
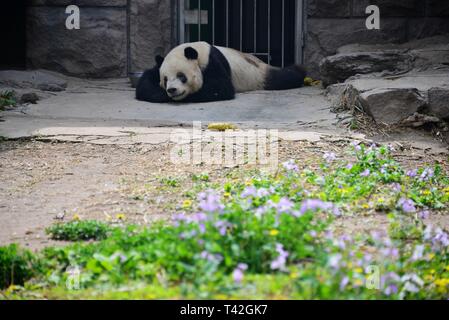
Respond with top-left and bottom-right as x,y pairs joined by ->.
160,42 -> 269,99
215,46 -> 269,92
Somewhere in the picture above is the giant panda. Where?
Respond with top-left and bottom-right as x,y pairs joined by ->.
136,41 -> 306,103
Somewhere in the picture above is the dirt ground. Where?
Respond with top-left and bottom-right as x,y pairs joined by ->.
1,136 -> 448,251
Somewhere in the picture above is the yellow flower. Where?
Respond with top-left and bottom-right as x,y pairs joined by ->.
424,274 -> 434,282
269,229 -> 279,236
354,279 -> 364,286
422,190 -> 431,196
116,213 -> 126,221
289,272 -> 299,279
245,180 -> 253,186
428,253 -> 435,260
72,214 -> 81,221
377,198 -> 385,203
223,192 -> 231,198
354,267 -> 364,274
182,199 -> 192,208
445,265 -> 449,272
434,279 -> 449,293
362,203 -> 370,209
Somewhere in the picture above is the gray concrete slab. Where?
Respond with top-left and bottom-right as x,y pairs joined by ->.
0,78 -> 341,139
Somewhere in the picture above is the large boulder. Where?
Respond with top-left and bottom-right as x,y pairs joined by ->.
0,70 -> 67,92
358,88 -> 426,125
319,51 -> 413,87
428,88 -> 449,120
319,35 -> 449,86
333,70 -> 449,126
304,18 -> 408,79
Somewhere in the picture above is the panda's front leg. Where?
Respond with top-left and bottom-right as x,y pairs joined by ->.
135,66 -> 171,103
186,75 -> 235,103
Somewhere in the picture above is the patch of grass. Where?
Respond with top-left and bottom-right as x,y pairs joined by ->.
46,220 -> 114,241
0,244 -> 36,289
0,90 -> 16,110
159,177 -> 180,187
192,172 -> 210,182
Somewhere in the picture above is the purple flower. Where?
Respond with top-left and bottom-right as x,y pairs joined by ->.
200,251 -> 223,263
276,197 -> 294,213
419,168 -> 434,182
198,190 -> 224,213
328,254 -> 342,269
257,188 -> 271,198
255,206 -> 269,218
432,228 -> 449,249
270,244 -> 289,271
411,244 -> 425,261
351,141 -> 362,151
173,213 -> 187,226
241,186 -> 257,198
282,160 -> 299,172
418,210 -> 430,219
398,198 -> 416,213
215,220 -> 232,236
291,210 -> 304,218
232,263 -> 248,284
380,247 -> 399,259
323,152 -> 337,163
384,284 -> 398,296
339,276 -> 350,291
299,199 -> 340,216
406,169 -> 418,178
391,183 -> 402,193
192,212 -> 208,222
360,169 -> 371,177
381,272 -> 401,296
346,163 -> 354,170
233,269 -> 244,283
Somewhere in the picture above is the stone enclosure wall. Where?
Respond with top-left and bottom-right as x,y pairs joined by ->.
305,0 -> 449,78
26,0 -> 172,78
26,0 -> 449,78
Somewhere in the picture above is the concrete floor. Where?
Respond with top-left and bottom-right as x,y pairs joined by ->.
0,78 -> 341,140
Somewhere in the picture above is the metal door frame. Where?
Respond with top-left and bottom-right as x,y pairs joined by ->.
176,0 -> 305,66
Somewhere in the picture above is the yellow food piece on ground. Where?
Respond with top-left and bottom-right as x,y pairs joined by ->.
207,123 -> 237,131
304,77 -> 322,87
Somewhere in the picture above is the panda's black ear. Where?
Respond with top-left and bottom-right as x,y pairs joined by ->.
155,55 -> 164,68
184,47 -> 198,60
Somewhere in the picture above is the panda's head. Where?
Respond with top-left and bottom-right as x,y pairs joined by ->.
159,46 -> 203,101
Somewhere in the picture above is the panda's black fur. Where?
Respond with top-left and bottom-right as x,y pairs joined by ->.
136,43 -> 306,103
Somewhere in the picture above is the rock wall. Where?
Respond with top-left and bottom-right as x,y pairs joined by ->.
26,0 -> 173,78
305,0 -> 449,78
129,0 -> 172,73
26,1 -> 449,78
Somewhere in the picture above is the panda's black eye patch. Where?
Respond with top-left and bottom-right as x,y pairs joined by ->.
177,72 -> 187,83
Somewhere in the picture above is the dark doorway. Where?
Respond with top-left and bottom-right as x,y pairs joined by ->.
179,0 -> 303,68
0,1 -> 27,70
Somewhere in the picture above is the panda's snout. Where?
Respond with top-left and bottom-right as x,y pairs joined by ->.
167,88 -> 178,95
